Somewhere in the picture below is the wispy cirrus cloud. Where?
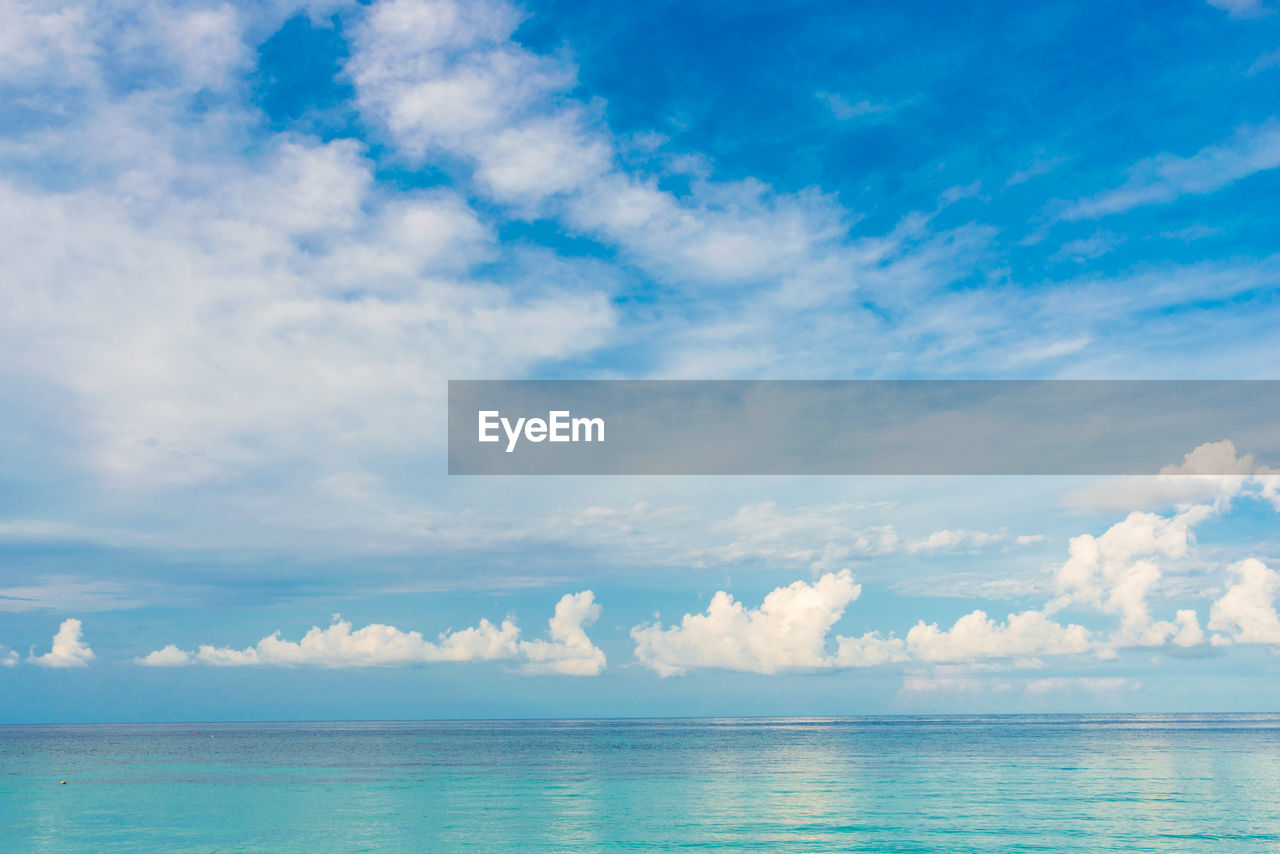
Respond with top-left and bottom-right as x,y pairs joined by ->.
1206,0 -> 1277,19
0,576 -> 147,613
1059,121 -> 1280,220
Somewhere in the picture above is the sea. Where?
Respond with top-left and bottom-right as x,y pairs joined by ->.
3,714 -> 1279,852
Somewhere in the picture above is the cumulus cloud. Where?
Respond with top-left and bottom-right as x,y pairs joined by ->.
135,643 -> 193,667
517,590 -> 607,676
906,608 -> 1094,663
1,647 -> 18,667
28,618 -> 96,668
136,592 -> 605,674
899,444 -> 1280,663
626,442 -> 1280,674
1049,506 -> 1212,648
1208,558 -> 1280,645
631,570 -> 905,676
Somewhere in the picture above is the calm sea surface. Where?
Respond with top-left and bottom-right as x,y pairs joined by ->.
3,715 -> 1280,852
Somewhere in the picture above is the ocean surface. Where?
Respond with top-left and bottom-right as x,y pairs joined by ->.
3,714 -> 1280,852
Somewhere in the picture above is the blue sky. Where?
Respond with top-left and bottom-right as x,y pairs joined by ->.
3,0 -> 1280,722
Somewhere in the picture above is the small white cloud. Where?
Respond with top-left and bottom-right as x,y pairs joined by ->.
134,644 -> 194,667
1,647 -> 18,668
1171,609 -> 1206,647
1006,336 -> 1092,366
1248,47 -> 1280,75
1024,676 -> 1139,695
815,91 -> 899,121
906,529 -> 1005,554
1050,232 -> 1123,263
28,618 -> 96,668
899,668 -> 1015,695
518,590 -> 607,676
834,631 -> 909,667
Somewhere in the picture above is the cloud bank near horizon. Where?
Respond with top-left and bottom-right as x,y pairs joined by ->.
135,591 -> 607,676
13,442 -> 1278,683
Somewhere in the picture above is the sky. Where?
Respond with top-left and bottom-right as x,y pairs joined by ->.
2,0 -> 1280,722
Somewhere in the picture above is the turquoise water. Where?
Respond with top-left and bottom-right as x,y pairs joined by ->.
3,715 -> 1280,852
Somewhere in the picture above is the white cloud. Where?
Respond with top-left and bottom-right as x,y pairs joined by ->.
0,0 -> 98,85
1248,46 -> 1280,75
1208,558 -> 1280,645
834,631 -> 911,667
1024,676 -> 1139,695
136,592 -> 605,674
1170,609 -> 1207,647
906,529 -> 1007,554
1062,121 -> 1280,219
815,91 -> 899,121
28,618 -> 96,668
900,444 -> 1279,661
0,647 -> 18,668
906,608 -> 1094,663
1049,506 -> 1213,647
0,0 -> 619,498
135,644 -> 192,667
899,669 -> 1015,695
517,590 -> 607,676
0,575 -> 146,613
892,571 -> 1053,601
349,0 -> 862,291
631,570 -> 905,676
1207,0 -> 1276,18
524,500 -> 900,574
703,503 -> 898,571
1050,232 -> 1122,263
2,130 -> 616,487
1063,440 -> 1258,513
